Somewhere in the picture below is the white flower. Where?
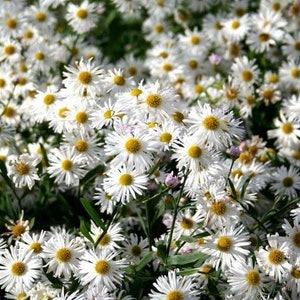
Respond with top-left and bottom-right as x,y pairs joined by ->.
7,153 -> 40,190
149,270 -> 198,299
0,245 -> 42,291
77,248 -> 127,291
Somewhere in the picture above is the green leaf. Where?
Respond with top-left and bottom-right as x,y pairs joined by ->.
136,252 -> 155,272
79,217 -> 93,243
80,165 -> 104,187
0,160 -> 13,190
80,198 -> 106,232
166,251 -> 208,267
156,243 -> 167,264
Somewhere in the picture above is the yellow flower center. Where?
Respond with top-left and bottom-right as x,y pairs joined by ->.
58,107 -> 69,118
201,264 -> 213,276
292,231 -> 300,248
154,24 -> 164,33
294,41 -> 300,51
291,267 -> 300,279
30,242 -> 43,253
128,66 -> 137,76
202,115 -> 220,130
119,173 -> 133,186
131,245 -> 142,256
0,78 -> 5,88
166,290 -> 183,300
217,236 -> 232,252
160,132 -> 172,144
263,89 -> 274,100
75,140 -> 88,152
163,63 -> 173,72
95,260 -> 110,275
272,2 -> 281,11
17,292 -> 27,300
61,159 -> 73,171
180,217 -> 194,229
188,145 -> 202,158
113,75 -> 125,86
125,138 -> 141,154
35,12 -> 46,22
98,233 -> 111,246
4,45 -> 15,55
78,71 -> 92,85
291,68 -> 300,78
157,0 -> 164,7
3,106 -> 15,118
231,169 -> 243,177
189,60 -> 198,69
43,94 -> 55,105
11,262 -> 26,276
190,35 -> 200,45
18,77 -> 27,86
15,162 -> 30,175
159,51 -> 168,58
76,8 -> 88,19
282,176 -> 294,187
24,30 -> 33,40
56,248 -> 72,263
76,111 -> 88,124
268,74 -> 279,83
245,270 -> 261,286
231,20 -> 240,29
103,109 -> 114,119
194,84 -> 204,94
259,33 -> 270,42
172,111 -> 184,123
34,52 -> 44,60
226,88 -> 238,100
282,123 -> 293,134
130,88 -> 142,97
12,224 -> 26,237
146,94 -> 162,108
268,249 -> 284,264
6,18 -> 17,29
211,201 -> 227,216
241,70 -> 253,82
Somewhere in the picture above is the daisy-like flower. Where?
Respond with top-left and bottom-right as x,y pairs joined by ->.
4,211 -> 30,242
231,56 -> 260,88
47,146 -> 87,187
30,85 -> 60,124
7,153 -> 40,190
122,233 -> 149,264
201,224 -> 250,272
77,248 -> 127,291
221,14 -> 251,42
90,97 -> 124,130
104,128 -> 156,172
17,231 -> 47,257
66,0 -> 98,34
270,166 -> 300,200
89,221 -> 124,250
255,233 -> 291,283
62,57 -> 103,98
267,110 -> 300,149
184,103 -> 244,150
171,207 -> 203,240
136,81 -> 179,123
171,133 -> 218,173
27,281 -> 59,300
226,260 -> 269,300
102,68 -> 133,94
42,233 -> 85,279
0,38 -> 22,63
285,265 -> 300,300
149,270 -> 198,299
282,32 -> 300,62
0,245 -> 42,291
279,60 -> 300,91
94,187 -> 116,215
103,164 -> 148,204
282,216 -> 300,263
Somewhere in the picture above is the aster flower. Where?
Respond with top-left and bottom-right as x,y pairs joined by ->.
149,270 -> 198,299
7,153 -> 40,190
0,245 -> 42,291
42,233 -> 85,279
77,248 -> 127,291
255,233 -> 291,283
103,164 -> 148,204
62,57 -> 103,98
47,146 -> 87,187
201,224 -> 251,272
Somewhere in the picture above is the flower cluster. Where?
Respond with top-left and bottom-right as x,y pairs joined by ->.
0,0 -> 300,299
